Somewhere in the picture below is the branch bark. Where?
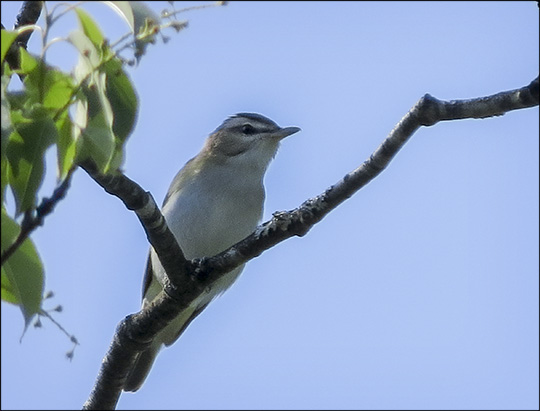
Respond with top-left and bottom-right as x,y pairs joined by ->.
77,160 -> 190,289
2,0 -> 43,72
82,76 -> 539,410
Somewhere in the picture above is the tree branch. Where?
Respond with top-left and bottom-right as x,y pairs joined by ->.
77,160 -> 190,291
192,76 -> 540,283
2,1 -> 43,72
82,77 -> 539,410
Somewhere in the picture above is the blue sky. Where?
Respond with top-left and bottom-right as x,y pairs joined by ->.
1,1 -> 538,410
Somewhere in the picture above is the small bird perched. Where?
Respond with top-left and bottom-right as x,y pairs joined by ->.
124,113 -> 300,392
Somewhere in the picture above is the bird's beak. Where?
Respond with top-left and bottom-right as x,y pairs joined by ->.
273,126 -> 301,140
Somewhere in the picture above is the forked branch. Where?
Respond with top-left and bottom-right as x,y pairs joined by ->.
83,76 -> 539,410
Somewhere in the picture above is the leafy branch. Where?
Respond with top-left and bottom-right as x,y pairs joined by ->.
1,0 -> 224,339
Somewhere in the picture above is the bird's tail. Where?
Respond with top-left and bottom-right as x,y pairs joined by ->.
123,342 -> 161,392
123,302 -> 208,392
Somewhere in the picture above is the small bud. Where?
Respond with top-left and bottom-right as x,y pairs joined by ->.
170,20 -> 188,32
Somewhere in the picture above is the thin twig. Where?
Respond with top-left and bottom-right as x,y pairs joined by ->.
39,309 -> 80,346
47,1 -> 85,27
1,167 -> 76,267
161,1 -> 228,19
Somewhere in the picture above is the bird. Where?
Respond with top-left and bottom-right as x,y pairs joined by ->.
123,112 -> 300,391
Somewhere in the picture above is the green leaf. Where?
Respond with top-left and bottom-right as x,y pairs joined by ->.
69,20 -> 137,173
1,29 -> 19,64
70,29 -> 117,172
1,73 -> 13,152
1,156 -> 8,208
68,28 -> 116,172
42,69 -> 76,110
104,1 -> 136,33
104,1 -> 160,38
1,269 -> 18,304
1,74 -> 12,204
56,111 -> 76,180
103,58 -> 138,142
6,110 -> 58,214
20,49 -> 76,110
18,47 -> 38,73
74,81 -> 116,172
74,7 -> 105,49
130,1 -> 161,36
76,107 -> 115,172
1,208 -> 44,328
130,2 -> 161,62
4,90 -> 26,112
69,30 -> 101,82
103,1 -> 161,62
107,143 -> 125,173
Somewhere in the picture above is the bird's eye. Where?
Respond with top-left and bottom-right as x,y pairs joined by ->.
242,124 -> 255,135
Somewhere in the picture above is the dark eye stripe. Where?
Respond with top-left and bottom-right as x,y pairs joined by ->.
233,124 -> 276,135
232,124 -> 257,134
242,124 -> 255,134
